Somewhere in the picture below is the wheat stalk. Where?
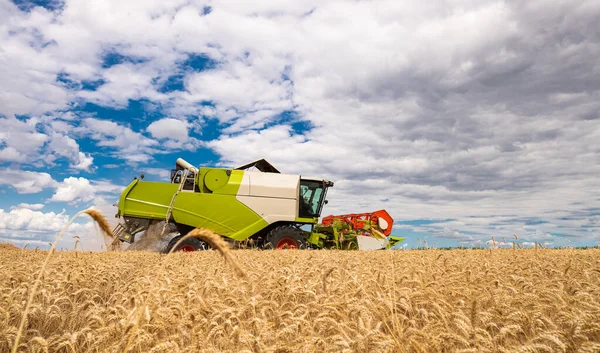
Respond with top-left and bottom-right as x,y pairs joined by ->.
168,228 -> 246,278
11,209 -> 114,353
84,209 -> 114,250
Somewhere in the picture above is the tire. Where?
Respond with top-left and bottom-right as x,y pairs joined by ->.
164,235 -> 209,253
266,226 -> 307,250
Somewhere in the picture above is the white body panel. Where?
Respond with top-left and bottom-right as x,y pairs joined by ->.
237,172 -> 251,195
236,196 -> 297,223
236,171 -> 300,224
247,172 -> 299,199
357,235 -> 388,251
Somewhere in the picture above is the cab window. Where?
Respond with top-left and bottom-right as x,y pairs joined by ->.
299,180 -> 325,218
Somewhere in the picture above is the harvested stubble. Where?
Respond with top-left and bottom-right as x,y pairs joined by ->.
1,247 -> 600,353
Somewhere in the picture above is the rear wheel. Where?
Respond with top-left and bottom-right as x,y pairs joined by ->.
266,226 -> 307,250
165,236 -> 209,253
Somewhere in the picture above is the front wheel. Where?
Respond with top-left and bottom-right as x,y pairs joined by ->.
164,236 -> 209,253
266,226 -> 307,250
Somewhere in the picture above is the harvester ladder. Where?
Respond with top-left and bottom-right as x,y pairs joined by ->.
160,169 -> 190,236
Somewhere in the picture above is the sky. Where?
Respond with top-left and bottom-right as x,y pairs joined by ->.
0,0 -> 599,250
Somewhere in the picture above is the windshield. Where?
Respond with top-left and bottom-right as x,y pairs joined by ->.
299,180 -> 327,218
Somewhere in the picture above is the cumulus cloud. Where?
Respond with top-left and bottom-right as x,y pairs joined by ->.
0,116 -> 49,162
146,118 -> 200,149
0,207 -> 68,232
0,169 -> 55,193
147,118 -> 189,140
78,63 -> 163,107
0,115 -> 94,171
50,177 -> 95,203
142,167 -> 171,180
11,203 -> 45,211
48,133 -> 94,171
49,177 -> 123,204
0,3 -> 72,116
0,146 -> 22,162
184,62 -> 294,132
81,117 -> 158,163
0,206 -> 111,251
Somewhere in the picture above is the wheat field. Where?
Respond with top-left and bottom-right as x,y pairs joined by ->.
1,245 -> 599,353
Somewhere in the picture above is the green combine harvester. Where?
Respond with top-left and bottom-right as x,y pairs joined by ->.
111,158 -> 403,252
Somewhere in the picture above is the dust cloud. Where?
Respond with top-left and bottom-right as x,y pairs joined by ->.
127,221 -> 177,252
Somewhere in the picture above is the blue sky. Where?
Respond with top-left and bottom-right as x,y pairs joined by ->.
1,0 -> 599,250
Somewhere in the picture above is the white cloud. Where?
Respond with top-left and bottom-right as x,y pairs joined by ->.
82,117 -> 158,163
0,206 -> 113,251
0,115 -> 94,171
48,133 -> 94,171
146,117 -> 200,149
143,167 -> 171,180
50,177 -> 95,203
0,207 -> 68,232
80,116 -> 202,159
0,4 -> 72,116
0,116 -> 49,161
92,179 -> 125,194
11,203 -> 45,211
147,118 -> 189,139
78,63 -> 164,107
184,62 -> 294,132
521,242 -> 538,249
0,146 -> 23,162
0,169 -> 55,193
523,229 -> 554,242
49,176 -> 123,203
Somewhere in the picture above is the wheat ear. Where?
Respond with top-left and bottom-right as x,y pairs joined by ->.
12,209 -> 113,353
168,228 -> 246,278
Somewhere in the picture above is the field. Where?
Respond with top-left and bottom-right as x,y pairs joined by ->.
1,245 -> 600,353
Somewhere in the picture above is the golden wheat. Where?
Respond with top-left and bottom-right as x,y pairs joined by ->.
83,209 -> 114,239
10,209 -> 115,353
1,246 -> 599,352
168,228 -> 246,278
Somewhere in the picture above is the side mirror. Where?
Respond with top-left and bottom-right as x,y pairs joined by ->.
324,200 -> 329,205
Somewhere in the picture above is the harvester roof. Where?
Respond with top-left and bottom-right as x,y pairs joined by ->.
235,159 -> 333,186
235,159 -> 280,173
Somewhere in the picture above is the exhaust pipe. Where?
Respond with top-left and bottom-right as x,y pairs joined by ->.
176,158 -> 198,173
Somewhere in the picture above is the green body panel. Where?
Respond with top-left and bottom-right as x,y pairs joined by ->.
307,231 -> 326,247
118,179 -> 139,217
204,169 -> 231,192
120,181 -> 178,219
119,177 -> 267,241
295,217 -> 318,223
171,192 -> 267,240
214,170 -> 244,195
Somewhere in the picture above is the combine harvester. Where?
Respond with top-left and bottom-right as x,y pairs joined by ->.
111,158 -> 403,252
